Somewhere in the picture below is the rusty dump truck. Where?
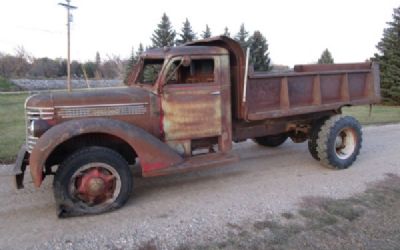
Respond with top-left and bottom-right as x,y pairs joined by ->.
13,36 -> 380,217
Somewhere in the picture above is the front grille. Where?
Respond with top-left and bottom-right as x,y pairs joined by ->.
25,107 -> 54,153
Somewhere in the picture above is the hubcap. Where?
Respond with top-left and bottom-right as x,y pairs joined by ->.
335,127 -> 357,160
69,163 -> 121,207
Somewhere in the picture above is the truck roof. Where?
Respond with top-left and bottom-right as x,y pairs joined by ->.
142,45 -> 229,59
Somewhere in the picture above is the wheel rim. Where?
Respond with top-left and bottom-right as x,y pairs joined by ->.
334,127 -> 357,160
69,163 -> 121,208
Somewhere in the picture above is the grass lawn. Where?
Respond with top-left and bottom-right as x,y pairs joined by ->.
0,77 -> 21,91
0,93 -> 399,163
343,105 -> 400,125
0,93 -> 28,164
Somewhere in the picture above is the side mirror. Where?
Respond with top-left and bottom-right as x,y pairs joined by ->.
182,56 -> 191,67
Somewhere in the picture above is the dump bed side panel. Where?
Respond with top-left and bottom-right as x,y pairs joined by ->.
245,63 -> 380,121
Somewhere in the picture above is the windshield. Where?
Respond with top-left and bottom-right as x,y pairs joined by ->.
137,59 -> 164,85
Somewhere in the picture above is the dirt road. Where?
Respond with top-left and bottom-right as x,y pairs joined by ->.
0,124 -> 399,249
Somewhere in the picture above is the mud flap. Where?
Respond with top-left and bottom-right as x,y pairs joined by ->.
13,145 -> 29,189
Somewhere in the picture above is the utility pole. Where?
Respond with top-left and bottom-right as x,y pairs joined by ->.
58,0 -> 77,92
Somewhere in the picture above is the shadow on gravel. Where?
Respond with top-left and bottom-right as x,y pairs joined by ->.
170,173 -> 400,250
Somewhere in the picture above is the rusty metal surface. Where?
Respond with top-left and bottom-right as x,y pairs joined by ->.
143,152 -> 238,177
246,62 -> 380,121
186,36 -> 246,120
162,84 -> 222,140
294,62 -> 372,72
29,118 -> 183,187
25,87 -> 162,152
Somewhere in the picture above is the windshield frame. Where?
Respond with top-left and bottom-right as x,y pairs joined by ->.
133,57 -> 166,92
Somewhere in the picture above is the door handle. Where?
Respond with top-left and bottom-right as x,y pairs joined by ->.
210,91 -> 220,95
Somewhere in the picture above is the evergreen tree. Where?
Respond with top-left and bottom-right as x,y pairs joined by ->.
151,13 -> 176,48
176,18 -> 197,45
202,24 -> 212,39
124,43 -> 145,84
374,6 -> 400,104
318,49 -> 334,64
124,47 -> 136,84
136,43 -> 144,59
95,52 -> 101,67
234,23 -> 250,50
94,52 -> 102,79
248,31 -> 271,71
223,27 -> 230,37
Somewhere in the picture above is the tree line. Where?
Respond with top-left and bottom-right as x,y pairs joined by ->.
128,13 -> 272,72
0,49 -> 124,79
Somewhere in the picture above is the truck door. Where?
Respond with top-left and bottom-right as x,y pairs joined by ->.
161,56 -> 231,154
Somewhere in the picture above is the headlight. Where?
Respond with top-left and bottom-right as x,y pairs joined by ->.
29,119 -> 51,137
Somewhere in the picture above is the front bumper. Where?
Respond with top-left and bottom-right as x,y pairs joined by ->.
13,145 -> 29,189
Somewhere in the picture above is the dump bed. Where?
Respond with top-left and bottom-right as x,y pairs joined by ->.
187,37 -> 381,121
244,62 -> 380,121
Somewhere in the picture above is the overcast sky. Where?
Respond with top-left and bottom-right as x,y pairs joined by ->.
0,0 -> 398,67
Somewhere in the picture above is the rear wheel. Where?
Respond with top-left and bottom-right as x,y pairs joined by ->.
308,118 -> 328,160
316,115 -> 362,169
53,146 -> 133,217
253,133 -> 288,147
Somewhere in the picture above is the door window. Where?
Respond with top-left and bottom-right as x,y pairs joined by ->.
166,58 -> 215,85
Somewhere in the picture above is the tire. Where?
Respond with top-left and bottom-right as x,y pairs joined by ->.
253,133 -> 288,147
53,146 -> 133,218
308,118 -> 328,160
316,115 -> 362,169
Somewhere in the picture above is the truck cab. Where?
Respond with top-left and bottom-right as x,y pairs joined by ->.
131,45 -> 233,157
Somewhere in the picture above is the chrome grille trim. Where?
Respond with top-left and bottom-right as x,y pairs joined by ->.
56,103 -> 147,119
25,107 -> 54,153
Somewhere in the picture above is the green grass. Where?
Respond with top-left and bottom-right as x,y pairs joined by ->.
343,105 -> 400,125
0,76 -> 21,91
0,93 -> 28,163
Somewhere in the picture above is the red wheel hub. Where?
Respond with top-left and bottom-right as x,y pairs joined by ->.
75,167 -> 116,204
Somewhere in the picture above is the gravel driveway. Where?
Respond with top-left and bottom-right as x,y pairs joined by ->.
0,124 -> 399,249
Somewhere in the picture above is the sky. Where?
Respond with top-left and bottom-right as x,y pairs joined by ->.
0,0 -> 398,67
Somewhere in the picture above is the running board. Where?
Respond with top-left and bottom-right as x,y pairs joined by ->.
143,152 -> 239,177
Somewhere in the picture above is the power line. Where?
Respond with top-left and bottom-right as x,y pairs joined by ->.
58,0 -> 77,92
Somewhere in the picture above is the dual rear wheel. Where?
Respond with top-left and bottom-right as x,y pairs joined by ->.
254,115 -> 362,169
311,115 -> 362,169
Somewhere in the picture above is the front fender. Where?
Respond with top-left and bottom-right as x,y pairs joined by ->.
29,118 -> 183,187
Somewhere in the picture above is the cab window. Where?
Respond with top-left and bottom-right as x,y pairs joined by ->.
166,58 -> 215,84
138,59 -> 164,85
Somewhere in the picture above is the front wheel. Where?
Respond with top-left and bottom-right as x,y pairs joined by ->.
316,115 -> 362,169
53,146 -> 133,217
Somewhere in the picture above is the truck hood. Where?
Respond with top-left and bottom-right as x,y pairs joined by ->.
25,86 -> 161,140
25,87 -> 153,109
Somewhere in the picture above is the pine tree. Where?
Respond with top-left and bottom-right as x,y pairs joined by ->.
176,18 -> 197,45
136,43 -> 144,59
202,25 -> 212,39
234,23 -> 250,50
124,43 -> 144,84
124,47 -> 136,84
151,13 -> 176,48
223,27 -> 230,37
374,6 -> 400,104
95,52 -> 101,67
318,49 -> 334,64
94,51 -> 102,79
248,31 -> 271,71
